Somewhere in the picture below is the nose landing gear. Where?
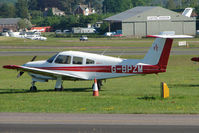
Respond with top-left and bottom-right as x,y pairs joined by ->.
30,81 -> 37,92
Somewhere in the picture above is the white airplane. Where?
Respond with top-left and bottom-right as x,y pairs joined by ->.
26,35 -> 47,41
8,31 -> 47,41
3,32 -> 192,91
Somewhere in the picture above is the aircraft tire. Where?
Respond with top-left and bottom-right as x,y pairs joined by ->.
55,85 -> 63,91
97,80 -> 102,90
92,81 -> 102,91
30,86 -> 37,92
97,84 -> 101,90
92,83 -> 101,91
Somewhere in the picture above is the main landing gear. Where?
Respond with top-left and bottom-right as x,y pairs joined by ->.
29,78 -> 103,92
54,77 -> 63,91
55,85 -> 63,91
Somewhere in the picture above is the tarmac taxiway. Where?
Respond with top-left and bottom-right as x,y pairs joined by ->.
0,113 -> 199,133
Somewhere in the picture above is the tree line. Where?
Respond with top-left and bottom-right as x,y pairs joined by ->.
2,0 -> 199,18
0,0 -> 199,32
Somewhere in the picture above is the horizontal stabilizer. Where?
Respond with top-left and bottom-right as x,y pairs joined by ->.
147,35 -> 193,39
191,57 -> 199,62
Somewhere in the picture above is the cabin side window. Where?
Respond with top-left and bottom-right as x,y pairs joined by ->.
86,59 -> 95,64
47,54 -> 58,63
73,56 -> 83,64
54,55 -> 71,64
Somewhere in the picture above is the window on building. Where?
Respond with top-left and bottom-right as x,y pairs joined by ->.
73,56 -> 83,64
86,59 -> 95,64
55,55 -> 71,64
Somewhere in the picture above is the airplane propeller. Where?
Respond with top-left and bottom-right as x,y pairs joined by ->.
17,56 -> 37,78
31,56 -> 37,62
17,71 -> 24,78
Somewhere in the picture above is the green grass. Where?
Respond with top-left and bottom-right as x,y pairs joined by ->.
0,36 -> 153,47
0,55 -> 199,114
0,36 -> 199,113
1,36 -> 199,48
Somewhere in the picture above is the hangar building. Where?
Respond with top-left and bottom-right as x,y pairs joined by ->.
0,18 -> 21,32
104,6 -> 196,37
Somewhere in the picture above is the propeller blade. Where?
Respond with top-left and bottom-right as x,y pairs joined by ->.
17,71 -> 24,78
16,56 -> 37,78
31,56 -> 37,62
16,56 -> 36,78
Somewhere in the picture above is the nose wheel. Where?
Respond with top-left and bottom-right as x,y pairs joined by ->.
30,81 -> 37,92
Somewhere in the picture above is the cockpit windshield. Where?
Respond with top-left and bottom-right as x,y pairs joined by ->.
47,54 -> 58,63
55,55 -> 71,64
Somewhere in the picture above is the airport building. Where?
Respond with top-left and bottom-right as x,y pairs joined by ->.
0,18 -> 21,32
104,6 -> 196,37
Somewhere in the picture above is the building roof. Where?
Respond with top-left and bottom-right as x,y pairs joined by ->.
0,18 -> 21,25
52,7 -> 64,13
78,5 -> 89,10
104,6 -> 156,21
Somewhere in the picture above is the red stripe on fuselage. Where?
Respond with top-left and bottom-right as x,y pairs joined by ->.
37,65 -> 165,74
39,66 -> 112,73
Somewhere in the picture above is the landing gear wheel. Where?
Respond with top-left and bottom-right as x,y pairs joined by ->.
92,80 -> 102,90
97,80 -> 102,90
30,86 -> 37,92
92,83 -> 94,89
55,85 -> 63,91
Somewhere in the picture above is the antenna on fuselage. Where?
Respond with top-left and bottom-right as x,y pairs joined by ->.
118,50 -> 125,58
101,47 -> 110,55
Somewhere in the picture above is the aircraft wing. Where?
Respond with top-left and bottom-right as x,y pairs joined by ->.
3,65 -> 86,80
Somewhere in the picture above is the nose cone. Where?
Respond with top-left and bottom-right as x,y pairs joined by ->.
191,57 -> 199,62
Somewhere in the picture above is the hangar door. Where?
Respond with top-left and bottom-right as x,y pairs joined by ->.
134,22 -> 146,36
160,21 -> 183,34
183,22 -> 196,35
147,22 -> 160,35
147,21 -> 185,35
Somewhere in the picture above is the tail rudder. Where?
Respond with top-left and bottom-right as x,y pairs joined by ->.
143,33 -> 193,71
157,38 -> 173,70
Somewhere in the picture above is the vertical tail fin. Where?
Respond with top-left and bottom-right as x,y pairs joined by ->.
143,33 -> 193,70
143,37 -> 173,70
182,8 -> 194,18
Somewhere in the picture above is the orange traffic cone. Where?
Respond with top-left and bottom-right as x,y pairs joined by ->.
93,78 -> 99,96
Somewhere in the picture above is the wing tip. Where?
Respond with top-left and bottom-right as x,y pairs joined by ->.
3,65 -> 21,69
146,35 -> 159,38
